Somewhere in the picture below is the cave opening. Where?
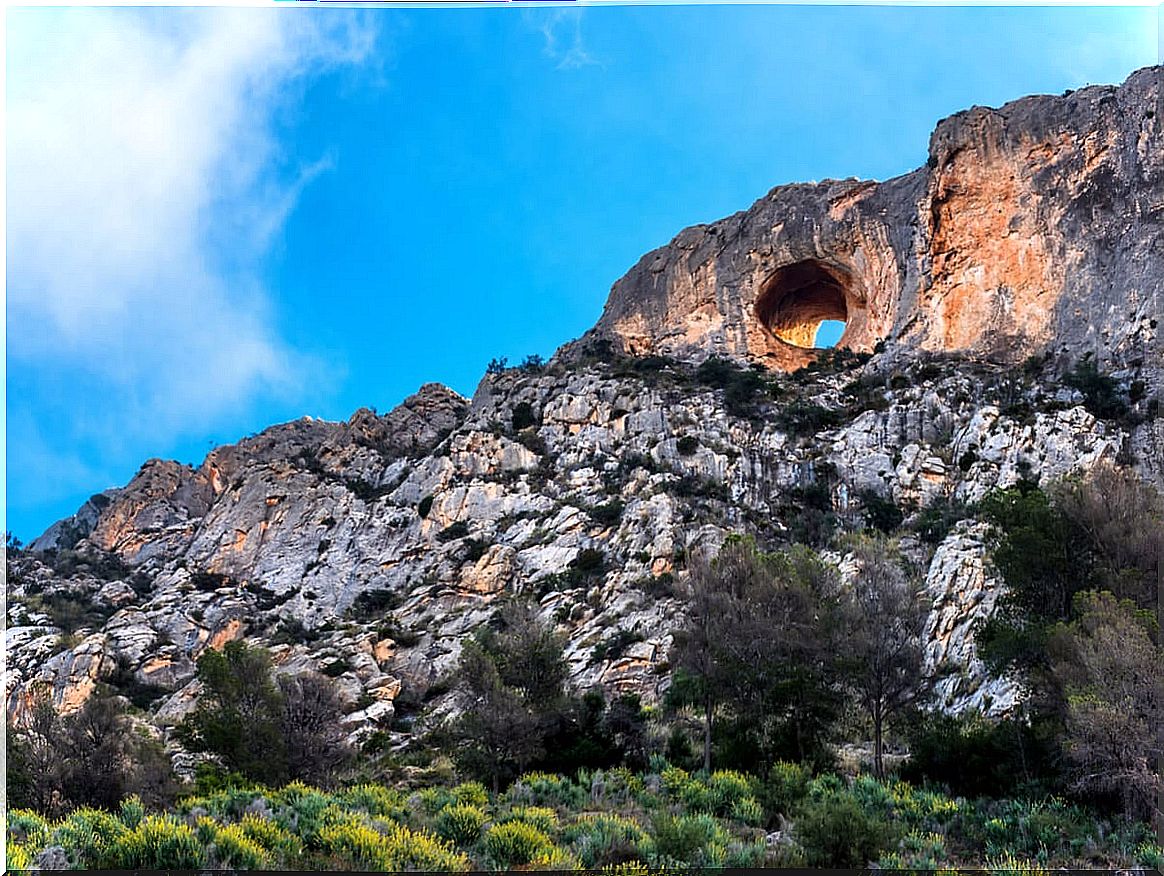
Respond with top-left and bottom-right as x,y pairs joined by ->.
755,260 -> 854,350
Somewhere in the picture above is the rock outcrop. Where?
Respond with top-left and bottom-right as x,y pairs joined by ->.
576,67 -> 1162,376
7,68 -> 1162,762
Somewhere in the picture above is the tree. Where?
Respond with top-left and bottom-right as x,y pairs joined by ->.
7,687 -> 176,815
839,538 -> 926,779
448,637 -> 549,792
446,600 -> 569,790
278,672 -> 354,786
1054,463 -> 1163,608
1048,590 -> 1160,820
669,537 -> 844,773
176,641 -> 349,787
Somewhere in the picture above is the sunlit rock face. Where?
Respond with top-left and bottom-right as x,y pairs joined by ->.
576,67 -> 1162,375
7,68 -> 1162,753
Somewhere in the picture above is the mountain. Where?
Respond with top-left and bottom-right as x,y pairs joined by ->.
6,67 -> 1161,770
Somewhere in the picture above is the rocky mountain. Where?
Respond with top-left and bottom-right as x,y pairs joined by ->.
6,67 -> 1161,768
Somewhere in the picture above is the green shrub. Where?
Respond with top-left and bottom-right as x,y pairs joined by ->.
729,796 -> 764,826
589,500 -> 625,527
504,772 -> 585,810
528,844 -> 583,870
435,804 -> 488,846
649,812 -> 730,866
985,851 -> 1050,875
319,819 -> 468,871
500,805 -> 559,834
437,521 -> 471,542
7,809 -> 50,848
677,436 -> 699,456
238,813 -> 302,862
913,497 -> 976,544
860,489 -> 904,534
340,783 -> 408,819
1063,355 -> 1127,420
902,711 -> 1057,799
707,770 -> 757,815
484,820 -> 555,867
200,818 -> 271,869
758,761 -> 813,822
6,844 -> 34,870
565,813 -> 650,868
418,495 -> 434,518
417,786 -> 456,815
449,781 -> 490,808
793,791 -> 897,867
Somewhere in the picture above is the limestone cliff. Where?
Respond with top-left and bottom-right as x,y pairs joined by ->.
576,66 -> 1162,376
6,68 -> 1162,766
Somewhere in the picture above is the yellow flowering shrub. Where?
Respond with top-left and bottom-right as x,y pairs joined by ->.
485,820 -> 555,867
435,803 -> 488,846
105,815 -> 204,870
500,805 -> 558,834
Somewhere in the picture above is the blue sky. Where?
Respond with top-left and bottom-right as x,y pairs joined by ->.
5,4 -> 1158,540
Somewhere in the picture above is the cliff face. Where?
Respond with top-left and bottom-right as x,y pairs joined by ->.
7,68 -> 1163,763
579,67 -> 1163,375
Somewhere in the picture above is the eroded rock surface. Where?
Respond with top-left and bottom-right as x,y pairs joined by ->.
576,67 -> 1162,378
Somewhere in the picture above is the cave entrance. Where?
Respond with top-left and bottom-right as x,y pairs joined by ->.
755,260 -> 853,350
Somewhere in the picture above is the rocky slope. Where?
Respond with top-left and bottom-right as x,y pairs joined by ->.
6,67 -> 1162,767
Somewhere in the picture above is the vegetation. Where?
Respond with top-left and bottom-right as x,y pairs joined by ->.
440,600 -> 649,790
7,690 -> 176,817
838,538 -> 925,779
667,537 -> 849,774
7,767 -> 1159,870
174,641 -> 352,788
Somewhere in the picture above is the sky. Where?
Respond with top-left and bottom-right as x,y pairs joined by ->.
5,4 -> 1159,540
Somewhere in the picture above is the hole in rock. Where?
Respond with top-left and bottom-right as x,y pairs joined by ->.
814,320 -> 846,349
756,260 -> 854,349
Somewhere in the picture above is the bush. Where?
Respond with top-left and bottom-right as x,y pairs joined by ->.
201,819 -> 271,869
319,819 -> 469,872
677,435 -> 699,456
436,521 -> 471,542
435,804 -> 488,846
340,784 -> 408,819
860,489 -> 904,534
417,495 -> 434,518
450,781 -> 490,808
650,812 -> 729,866
50,808 -> 130,868
500,805 -> 558,834
793,791 -> 897,867
504,772 -> 586,810
589,500 -> 625,527
901,711 -> 1058,799
484,820 -> 555,868
565,813 -> 650,868
106,815 -> 205,870
757,761 -> 813,823
589,628 -> 644,665
1063,355 -> 1127,420
912,497 -> 976,545
777,401 -> 846,437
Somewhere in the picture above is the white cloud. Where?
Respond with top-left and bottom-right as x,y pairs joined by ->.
533,9 -> 600,71
7,8 -> 378,432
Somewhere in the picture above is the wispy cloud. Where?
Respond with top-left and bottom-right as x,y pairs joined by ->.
6,8 -> 380,526
533,9 -> 600,71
